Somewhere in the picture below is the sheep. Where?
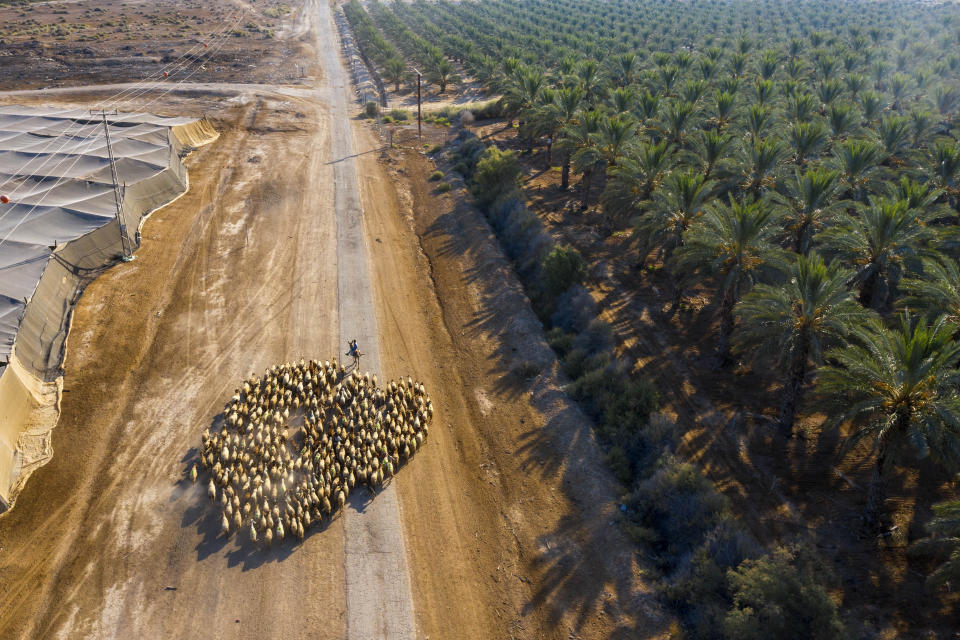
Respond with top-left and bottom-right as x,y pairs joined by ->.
196,359 -> 433,547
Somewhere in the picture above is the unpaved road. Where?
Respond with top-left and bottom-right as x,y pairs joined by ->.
0,1 -> 663,638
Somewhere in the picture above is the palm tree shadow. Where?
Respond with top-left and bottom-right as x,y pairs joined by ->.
512,390 -> 670,636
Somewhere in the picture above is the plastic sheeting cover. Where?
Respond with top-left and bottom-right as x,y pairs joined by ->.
0,106 -> 213,377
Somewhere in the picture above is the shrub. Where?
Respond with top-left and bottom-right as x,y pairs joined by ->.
545,327 -> 575,357
435,182 -> 451,193
600,375 -> 660,438
624,455 -> 729,570
382,115 -> 394,124
605,445 -> 634,484
724,547 -> 847,640
470,146 -> 522,209
389,108 -> 409,121
561,347 -> 590,380
550,285 -> 598,333
541,244 -> 586,296
450,137 -> 486,179
572,318 -> 613,354
664,521 -> 761,638
429,170 -> 444,181
472,99 -> 505,120
513,360 -> 541,380
487,198 -> 547,267
364,101 -> 379,118
427,143 -> 443,154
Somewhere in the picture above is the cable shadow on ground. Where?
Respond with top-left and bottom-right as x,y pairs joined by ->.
324,146 -> 386,165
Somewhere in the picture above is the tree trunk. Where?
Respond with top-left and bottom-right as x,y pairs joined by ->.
858,268 -> 879,309
545,142 -> 553,168
864,444 -> 888,531
717,288 -> 737,365
394,80 -> 400,92
778,333 -> 809,437
561,161 -> 570,190
580,169 -> 593,210
792,221 -> 809,255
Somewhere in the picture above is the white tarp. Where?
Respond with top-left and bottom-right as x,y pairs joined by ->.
0,106 -> 217,509
0,106 -> 211,374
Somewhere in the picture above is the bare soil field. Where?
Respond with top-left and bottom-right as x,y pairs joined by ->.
0,0 -> 302,89
0,1 -> 655,638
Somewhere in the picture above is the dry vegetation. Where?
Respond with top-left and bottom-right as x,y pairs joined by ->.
0,0 -> 299,88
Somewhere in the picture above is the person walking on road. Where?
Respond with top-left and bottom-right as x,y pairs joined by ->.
346,339 -> 361,369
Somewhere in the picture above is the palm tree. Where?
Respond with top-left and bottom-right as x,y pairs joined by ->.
744,104 -> 774,140
577,59 -> 605,104
636,89 -> 661,125
789,120 -> 828,166
913,499 -> 960,589
899,255 -> 960,323
674,196 -> 784,362
608,86 -> 637,114
426,57 -> 460,93
503,66 -> 544,129
568,114 -> 641,208
876,114 -> 911,162
634,170 -> 715,265
816,313 -> 960,529
602,140 -> 674,220
818,197 -> 934,310
527,86 -> 583,168
662,99 -> 697,144
610,52 -> 640,87
787,93 -> 817,123
687,129 -> 734,181
885,176 -> 943,216
740,137 -> 787,195
928,141 -> 960,209
827,103 -> 858,139
735,254 -> 868,435
832,138 -> 881,201
555,109 -> 601,191
383,57 -> 406,93
777,166 -> 843,254
590,114 -> 638,166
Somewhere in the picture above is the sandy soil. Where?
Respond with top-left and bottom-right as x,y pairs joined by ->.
0,0 -> 301,90
0,1 -> 662,639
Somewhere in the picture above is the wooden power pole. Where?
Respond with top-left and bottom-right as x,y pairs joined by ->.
410,66 -> 422,141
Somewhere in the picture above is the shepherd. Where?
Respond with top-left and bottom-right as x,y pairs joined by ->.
346,339 -> 361,369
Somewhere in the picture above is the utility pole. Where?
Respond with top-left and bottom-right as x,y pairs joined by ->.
411,66 -> 422,141
90,109 -> 133,261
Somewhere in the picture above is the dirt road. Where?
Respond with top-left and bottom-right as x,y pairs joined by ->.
0,1 -> 664,638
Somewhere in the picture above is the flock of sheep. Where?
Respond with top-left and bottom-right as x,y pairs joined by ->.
194,358 -> 433,547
